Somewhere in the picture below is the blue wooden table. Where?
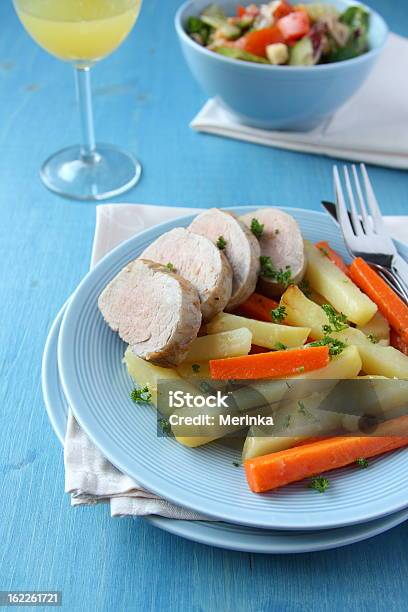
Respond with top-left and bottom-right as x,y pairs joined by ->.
1,1 -> 407,610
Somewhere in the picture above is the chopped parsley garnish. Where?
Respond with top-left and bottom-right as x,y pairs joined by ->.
166,262 -> 175,272
158,418 -> 171,434
250,218 -> 264,239
308,336 -> 347,356
309,476 -> 330,493
321,304 -> 349,333
260,256 -> 275,277
275,342 -> 287,351
367,334 -> 379,344
297,401 -> 306,415
232,461 -> 242,468
284,414 -> 291,428
130,385 -> 152,403
298,279 -> 312,298
270,305 -> 287,323
297,366 -> 305,373
216,235 -> 227,250
192,363 -> 201,373
260,256 -> 292,288
319,246 -> 329,257
297,401 -> 316,421
356,457 -> 369,468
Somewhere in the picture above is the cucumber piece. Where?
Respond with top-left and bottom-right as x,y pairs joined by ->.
201,15 -> 240,39
214,46 -> 270,64
289,37 -> 315,66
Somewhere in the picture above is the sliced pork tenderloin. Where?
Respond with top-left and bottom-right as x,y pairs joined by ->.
189,208 -> 260,310
241,208 -> 306,297
98,258 -> 202,366
140,227 -> 232,321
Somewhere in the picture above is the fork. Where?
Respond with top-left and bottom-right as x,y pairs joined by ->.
333,163 -> 408,304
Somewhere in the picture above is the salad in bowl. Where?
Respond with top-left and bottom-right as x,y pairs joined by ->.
186,1 -> 370,65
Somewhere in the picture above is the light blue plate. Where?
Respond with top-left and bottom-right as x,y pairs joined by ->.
57,207 -> 408,530
42,302 -> 408,554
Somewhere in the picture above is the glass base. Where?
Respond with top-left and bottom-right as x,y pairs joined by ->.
40,144 -> 142,201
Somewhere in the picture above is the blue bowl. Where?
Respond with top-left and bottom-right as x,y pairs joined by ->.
175,0 -> 388,130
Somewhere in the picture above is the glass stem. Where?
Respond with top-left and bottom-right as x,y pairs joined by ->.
74,66 -> 97,162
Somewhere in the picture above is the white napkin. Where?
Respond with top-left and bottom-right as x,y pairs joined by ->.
191,34 -> 408,169
64,204 -> 408,519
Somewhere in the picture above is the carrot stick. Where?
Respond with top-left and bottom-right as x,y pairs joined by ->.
244,415 -> 408,493
315,241 -> 349,275
349,257 -> 408,343
390,329 -> 408,356
210,345 -> 329,380
234,293 -> 279,322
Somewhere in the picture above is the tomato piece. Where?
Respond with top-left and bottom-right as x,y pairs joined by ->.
274,1 -> 293,19
237,4 -> 259,18
277,11 -> 310,42
243,26 -> 285,57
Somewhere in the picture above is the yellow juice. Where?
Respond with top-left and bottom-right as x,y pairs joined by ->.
15,0 -> 141,63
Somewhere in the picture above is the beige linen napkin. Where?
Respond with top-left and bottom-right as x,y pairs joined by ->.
191,34 -> 408,169
64,204 -> 408,518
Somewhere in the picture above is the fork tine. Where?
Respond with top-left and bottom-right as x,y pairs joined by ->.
351,165 -> 371,234
333,166 -> 355,246
360,164 -> 386,233
343,166 -> 362,235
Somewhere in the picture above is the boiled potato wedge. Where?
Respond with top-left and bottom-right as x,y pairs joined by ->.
304,241 -> 377,326
243,376 -> 408,459
243,434 -> 306,459
124,347 -> 181,407
280,284 -> 327,340
183,327 -> 252,363
177,361 -> 211,379
207,312 -> 310,349
242,391 -> 346,460
339,377 -> 408,429
280,285 -> 408,377
357,311 -> 390,346
171,381 -> 282,448
290,345 -> 362,379
334,328 -> 408,379
125,348 -> 219,447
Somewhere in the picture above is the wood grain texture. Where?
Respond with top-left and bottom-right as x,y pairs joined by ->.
0,1 -> 407,610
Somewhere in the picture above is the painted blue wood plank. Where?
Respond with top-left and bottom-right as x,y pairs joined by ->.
0,0 -> 407,611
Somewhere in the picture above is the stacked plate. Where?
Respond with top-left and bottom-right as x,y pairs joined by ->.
42,208 -> 408,553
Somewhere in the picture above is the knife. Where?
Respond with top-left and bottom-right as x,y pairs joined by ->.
321,200 -> 408,299
321,200 -> 343,226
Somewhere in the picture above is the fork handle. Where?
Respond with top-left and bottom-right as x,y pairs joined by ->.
373,265 -> 408,304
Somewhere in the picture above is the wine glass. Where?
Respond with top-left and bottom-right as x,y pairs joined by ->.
13,0 -> 143,201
